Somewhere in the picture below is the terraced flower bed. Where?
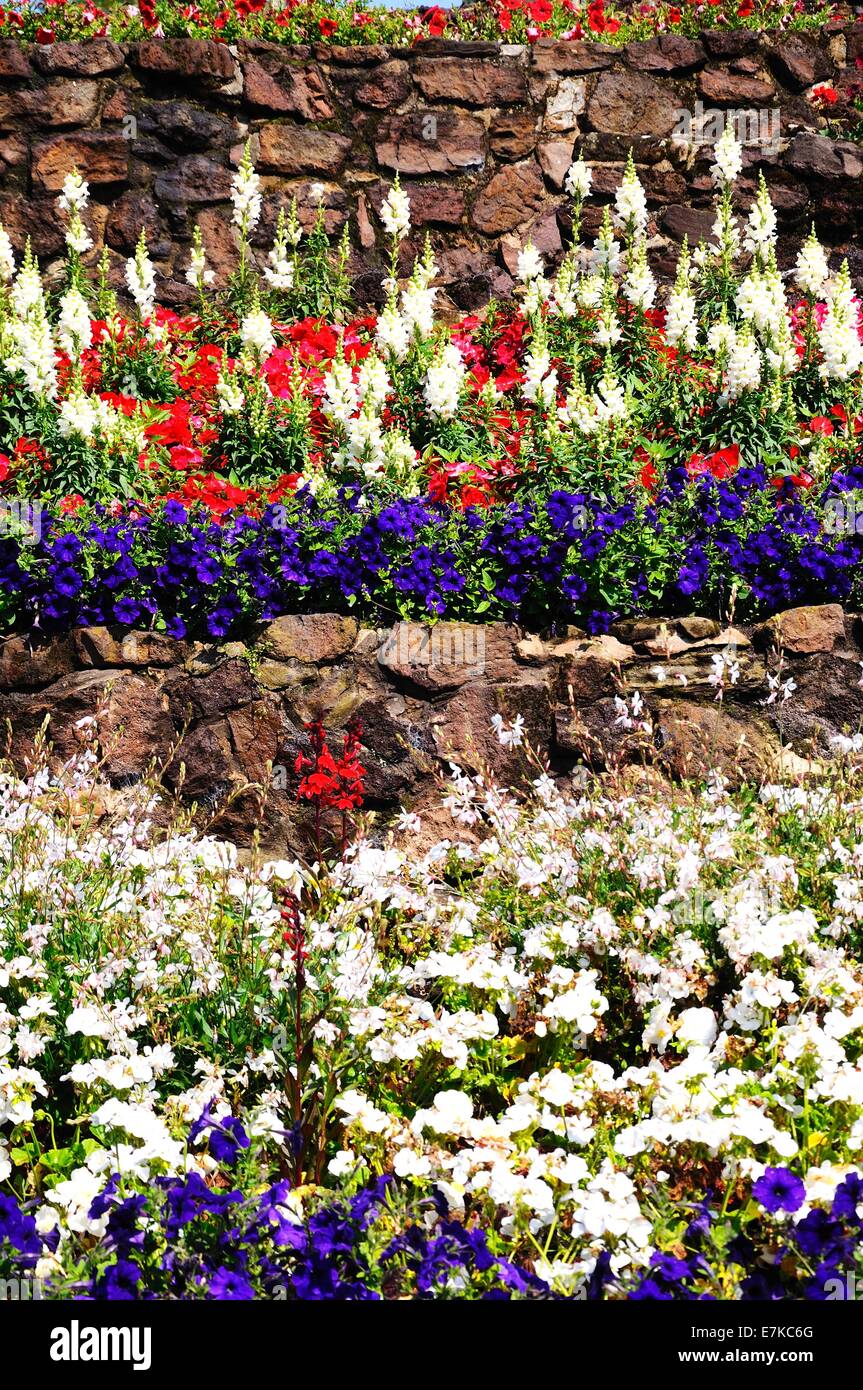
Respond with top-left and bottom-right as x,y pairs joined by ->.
1,133 -> 862,642
1,20 -> 863,1322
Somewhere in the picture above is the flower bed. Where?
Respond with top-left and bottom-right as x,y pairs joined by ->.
0,0 -> 845,49
1,129 -> 862,639
3,721 -> 863,1298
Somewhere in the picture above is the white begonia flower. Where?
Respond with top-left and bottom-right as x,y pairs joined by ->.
676,1008 -> 718,1049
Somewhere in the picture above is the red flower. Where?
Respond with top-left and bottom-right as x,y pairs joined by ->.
35,24 -> 55,43
686,444 -> 739,481
811,84 -> 839,107
145,400 -> 194,448
0,454 -> 11,483
169,444 -> 204,472
59,493 -> 86,514
529,0 -> 552,21
422,5 -> 448,37
318,16 -> 337,36
807,415 -> 834,437
295,718 -> 366,819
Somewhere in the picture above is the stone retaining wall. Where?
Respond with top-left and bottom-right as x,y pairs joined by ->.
0,31 -> 861,311
2,603 -> 861,854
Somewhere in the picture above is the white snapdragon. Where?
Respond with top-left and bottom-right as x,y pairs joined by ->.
742,174 -> 777,266
216,370 -> 245,414
614,156 -> 648,240
0,222 -> 14,283
591,211 -> 621,277
380,178 -> 411,242
57,383 -> 100,441
185,226 -> 214,290
263,209 -> 294,292
7,307 -> 57,399
622,241 -> 656,312
57,286 -> 92,359
424,341 -> 465,421
356,352 -> 391,413
375,297 -> 410,361
565,157 -> 592,201
125,230 -> 156,320
322,356 -> 359,426
722,326 -> 762,400
11,252 -> 46,319
665,244 -> 698,352
57,169 -> 89,216
522,341 -> 558,407
240,305 -> 276,365
711,121 -> 743,188
517,241 -> 544,285
231,144 -> 262,235
818,261 -> 863,381
794,227 -> 829,299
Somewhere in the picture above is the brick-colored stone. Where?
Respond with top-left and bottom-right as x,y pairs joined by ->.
698,68 -> 775,104
588,70 -> 679,138
471,158 -> 544,235
398,183 -> 466,226
261,613 -> 358,663
768,35 -> 833,89
32,131 -> 128,194
0,40 -> 31,79
754,604 -> 846,655
257,124 -> 352,176
625,35 -> 705,73
532,39 -> 616,74
785,133 -> 846,180
0,80 -> 100,130
488,110 -> 538,160
243,59 -> 334,120
33,39 -> 124,77
355,60 -> 411,109
133,38 -> 236,81
154,155 -> 234,206
376,112 -> 485,175
413,57 -> 529,106
538,137 -> 575,189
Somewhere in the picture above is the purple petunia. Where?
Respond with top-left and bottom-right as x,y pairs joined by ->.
752,1166 -> 806,1215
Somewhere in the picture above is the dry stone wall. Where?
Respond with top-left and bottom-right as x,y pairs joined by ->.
2,603 -> 861,854
0,30 -> 861,310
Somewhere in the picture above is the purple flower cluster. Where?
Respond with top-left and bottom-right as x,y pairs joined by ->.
624,1168 -> 863,1302
2,464 -> 863,643
0,1114 -> 557,1301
